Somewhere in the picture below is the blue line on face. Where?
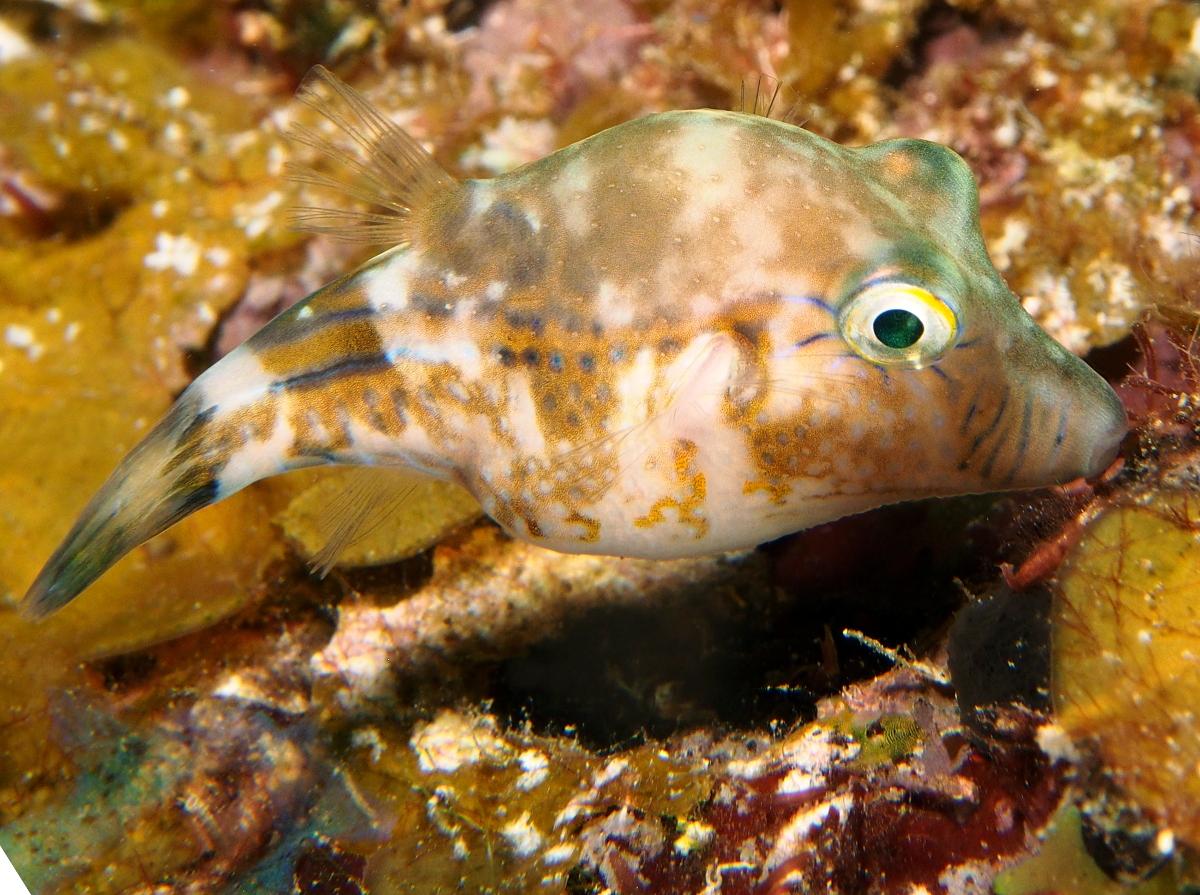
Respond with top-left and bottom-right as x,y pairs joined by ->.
795,332 -> 830,348
784,295 -> 836,316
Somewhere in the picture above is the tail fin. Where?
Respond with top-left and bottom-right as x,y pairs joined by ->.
22,65 -> 456,619
20,394 -> 225,619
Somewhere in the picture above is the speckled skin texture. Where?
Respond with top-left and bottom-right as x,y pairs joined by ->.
23,93 -> 1126,617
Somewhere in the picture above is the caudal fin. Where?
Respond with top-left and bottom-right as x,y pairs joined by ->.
21,395 -> 223,619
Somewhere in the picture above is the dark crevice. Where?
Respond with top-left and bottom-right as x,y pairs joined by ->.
3,183 -> 132,242
947,583 -> 1052,738
881,0 -> 1017,90
491,497 -> 999,751
326,549 -> 437,609
443,0 -> 500,32
1084,331 -> 1141,383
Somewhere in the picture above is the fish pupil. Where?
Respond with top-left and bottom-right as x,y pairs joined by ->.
873,309 -> 924,349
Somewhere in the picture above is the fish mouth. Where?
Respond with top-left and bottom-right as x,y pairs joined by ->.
1042,374 -> 1127,485
986,371 -> 1128,490
1081,387 -> 1128,477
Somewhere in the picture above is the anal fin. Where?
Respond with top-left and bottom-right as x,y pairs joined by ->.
278,467 -> 482,577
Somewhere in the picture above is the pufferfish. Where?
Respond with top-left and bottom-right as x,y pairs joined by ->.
22,66 -> 1127,618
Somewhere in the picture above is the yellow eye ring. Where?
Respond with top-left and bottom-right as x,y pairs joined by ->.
841,282 -> 958,368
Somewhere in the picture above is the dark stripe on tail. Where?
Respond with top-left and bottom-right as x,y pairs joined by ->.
273,354 -> 392,391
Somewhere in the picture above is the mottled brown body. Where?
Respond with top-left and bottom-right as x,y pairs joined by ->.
23,70 -> 1126,617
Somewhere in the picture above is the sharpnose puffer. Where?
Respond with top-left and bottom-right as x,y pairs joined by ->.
22,67 -> 1127,618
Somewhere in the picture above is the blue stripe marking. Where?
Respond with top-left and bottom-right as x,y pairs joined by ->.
784,295 -> 836,316
795,332 -> 831,348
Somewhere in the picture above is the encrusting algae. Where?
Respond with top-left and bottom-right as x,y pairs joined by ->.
22,64 -> 1125,619
8,0 -> 1200,893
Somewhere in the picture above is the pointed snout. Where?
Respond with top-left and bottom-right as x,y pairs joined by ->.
949,309 -> 1129,494
1003,334 -> 1128,489
1078,379 -> 1127,477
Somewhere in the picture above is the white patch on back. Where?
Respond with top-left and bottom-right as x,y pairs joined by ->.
469,181 -> 496,216
217,413 -> 295,497
669,117 -> 750,232
551,155 -> 593,236
361,248 -> 420,311
595,281 -> 634,328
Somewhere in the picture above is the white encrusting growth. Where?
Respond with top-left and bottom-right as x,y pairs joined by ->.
4,323 -> 43,361
409,710 -> 509,773
233,190 -> 285,239
763,793 -> 854,872
501,811 -> 544,858
143,232 -> 202,277
515,749 -> 550,790
541,843 -> 578,866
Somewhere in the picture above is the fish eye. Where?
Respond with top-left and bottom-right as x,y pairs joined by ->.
841,282 -> 958,368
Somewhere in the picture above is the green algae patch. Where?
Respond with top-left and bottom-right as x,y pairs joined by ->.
851,712 -> 923,767
1052,490 -> 1200,848
277,467 -> 481,571
995,805 -> 1180,895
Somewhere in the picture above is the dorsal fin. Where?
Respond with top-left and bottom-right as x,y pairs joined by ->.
738,74 -> 807,126
287,65 -> 456,247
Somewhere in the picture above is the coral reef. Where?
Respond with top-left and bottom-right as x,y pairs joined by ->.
341,667 -> 1069,895
2,0 -> 1200,893
312,528 -> 766,710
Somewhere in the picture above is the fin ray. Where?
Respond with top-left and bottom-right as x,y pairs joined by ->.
738,74 -> 807,125
308,467 -> 420,577
287,65 -> 456,246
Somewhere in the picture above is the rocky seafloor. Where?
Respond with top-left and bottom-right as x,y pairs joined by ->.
3,0 -> 1200,892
